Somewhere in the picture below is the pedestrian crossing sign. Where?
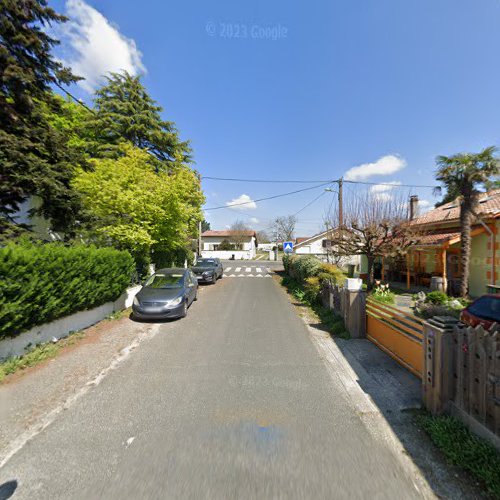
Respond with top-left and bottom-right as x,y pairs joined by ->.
283,241 -> 294,253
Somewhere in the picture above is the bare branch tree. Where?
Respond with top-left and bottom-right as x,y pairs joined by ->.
326,192 -> 421,289
229,220 -> 250,249
269,215 -> 297,242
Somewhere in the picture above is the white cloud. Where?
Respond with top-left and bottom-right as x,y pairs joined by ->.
61,0 -> 146,92
418,199 -> 433,212
249,217 -> 259,224
225,194 -> 257,210
369,181 -> 402,193
345,155 -> 407,181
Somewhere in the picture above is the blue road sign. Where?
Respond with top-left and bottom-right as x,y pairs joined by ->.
283,241 -> 294,253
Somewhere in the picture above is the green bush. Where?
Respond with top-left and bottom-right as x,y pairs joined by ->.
293,255 -> 322,283
417,413 -> 500,498
425,291 -> 449,305
318,263 -> 345,286
282,254 -> 293,273
0,242 -> 134,339
304,276 -> 321,304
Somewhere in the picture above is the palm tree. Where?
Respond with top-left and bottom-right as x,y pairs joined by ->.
436,146 -> 499,298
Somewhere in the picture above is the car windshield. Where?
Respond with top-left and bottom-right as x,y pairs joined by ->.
467,296 -> 500,322
144,273 -> 184,289
196,259 -> 217,267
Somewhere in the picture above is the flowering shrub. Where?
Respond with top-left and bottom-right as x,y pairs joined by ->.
371,282 -> 396,304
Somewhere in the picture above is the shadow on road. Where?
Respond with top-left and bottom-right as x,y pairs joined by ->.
0,481 -> 17,500
128,314 -> 180,324
326,335 -> 483,499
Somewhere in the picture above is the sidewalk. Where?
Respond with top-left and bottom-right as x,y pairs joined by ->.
277,279 -> 485,499
0,314 -> 160,467
309,330 -> 484,499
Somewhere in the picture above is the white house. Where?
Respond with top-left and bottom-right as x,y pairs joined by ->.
201,230 -> 258,260
294,230 -> 361,274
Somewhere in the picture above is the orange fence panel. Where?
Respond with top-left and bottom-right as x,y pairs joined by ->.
366,298 -> 424,378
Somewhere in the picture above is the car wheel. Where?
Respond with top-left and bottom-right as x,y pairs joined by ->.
212,274 -> 217,284
194,290 -> 198,301
181,300 -> 188,318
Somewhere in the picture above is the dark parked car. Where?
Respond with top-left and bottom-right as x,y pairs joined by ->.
191,258 -> 223,284
132,268 -> 198,320
460,294 -> 500,330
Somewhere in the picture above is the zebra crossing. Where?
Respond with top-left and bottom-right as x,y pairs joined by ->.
222,266 -> 273,278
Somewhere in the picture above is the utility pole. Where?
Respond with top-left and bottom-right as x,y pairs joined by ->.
198,220 -> 202,258
338,177 -> 343,228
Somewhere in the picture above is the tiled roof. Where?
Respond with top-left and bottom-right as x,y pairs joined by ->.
295,237 -> 311,244
415,230 -> 461,247
412,189 -> 500,226
201,230 -> 256,237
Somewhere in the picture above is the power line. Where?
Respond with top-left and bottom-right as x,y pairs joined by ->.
293,190 -> 328,217
202,176 -> 332,184
202,175 -> 439,190
204,182 -> 333,211
53,82 -> 95,114
343,179 -> 438,189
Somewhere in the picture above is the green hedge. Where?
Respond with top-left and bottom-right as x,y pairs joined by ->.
283,255 -> 344,285
0,242 -> 134,339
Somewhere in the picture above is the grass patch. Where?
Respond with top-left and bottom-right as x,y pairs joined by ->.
106,307 -> 131,321
0,331 -> 85,383
416,412 -> 500,499
281,276 -> 350,339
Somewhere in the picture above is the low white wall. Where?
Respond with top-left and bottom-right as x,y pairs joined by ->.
0,286 -> 141,360
258,243 -> 275,251
201,250 -> 255,260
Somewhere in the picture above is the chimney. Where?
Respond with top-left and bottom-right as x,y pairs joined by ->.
409,195 -> 419,220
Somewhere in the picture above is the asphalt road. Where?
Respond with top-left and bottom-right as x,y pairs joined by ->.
0,261 -> 423,499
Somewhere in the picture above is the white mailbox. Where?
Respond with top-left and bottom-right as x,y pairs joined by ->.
344,278 -> 363,291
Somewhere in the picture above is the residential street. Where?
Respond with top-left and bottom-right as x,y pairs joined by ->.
1,262 -> 426,499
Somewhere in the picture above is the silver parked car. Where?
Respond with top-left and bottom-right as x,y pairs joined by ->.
132,268 -> 198,320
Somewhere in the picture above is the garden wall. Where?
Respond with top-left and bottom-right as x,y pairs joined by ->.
0,285 -> 141,360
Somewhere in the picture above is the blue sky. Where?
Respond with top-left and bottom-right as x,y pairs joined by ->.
51,0 -> 500,236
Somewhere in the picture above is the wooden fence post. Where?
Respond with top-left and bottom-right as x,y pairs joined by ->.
423,319 -> 458,415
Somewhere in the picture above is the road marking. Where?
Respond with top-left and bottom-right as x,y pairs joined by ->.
265,274 -> 272,277
225,267 -> 232,272
247,273 -> 254,277
238,274 -> 245,277
235,267 -> 241,272
245,267 -> 251,272
267,268 -> 271,273
256,274 -> 263,277
256,267 -> 262,273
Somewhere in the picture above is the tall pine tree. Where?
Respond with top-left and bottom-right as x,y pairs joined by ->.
90,72 -> 192,171
0,0 -> 83,236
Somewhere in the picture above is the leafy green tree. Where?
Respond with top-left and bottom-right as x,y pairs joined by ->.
73,145 -> 204,268
0,0 -> 83,235
43,94 -> 97,159
436,146 -> 500,297
90,72 -> 191,170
